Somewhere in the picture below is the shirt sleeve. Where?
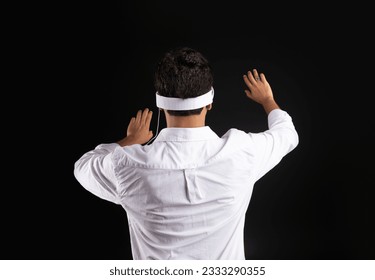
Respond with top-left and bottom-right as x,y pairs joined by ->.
73,143 -> 121,204
248,109 -> 299,181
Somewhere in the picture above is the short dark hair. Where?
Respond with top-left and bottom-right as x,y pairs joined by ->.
154,47 -> 213,116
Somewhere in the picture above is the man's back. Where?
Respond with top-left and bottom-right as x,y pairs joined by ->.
74,109 -> 298,259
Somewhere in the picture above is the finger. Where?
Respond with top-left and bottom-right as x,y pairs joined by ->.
145,110 -> 153,127
245,89 -> 252,98
127,117 -> 136,130
135,110 -> 142,123
252,69 -> 260,81
141,108 -> 150,124
247,70 -> 257,84
259,73 -> 267,83
243,74 -> 253,89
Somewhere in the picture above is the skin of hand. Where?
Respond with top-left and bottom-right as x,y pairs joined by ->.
243,69 -> 280,114
117,108 -> 153,147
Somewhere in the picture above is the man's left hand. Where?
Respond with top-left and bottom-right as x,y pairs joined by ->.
117,108 -> 153,146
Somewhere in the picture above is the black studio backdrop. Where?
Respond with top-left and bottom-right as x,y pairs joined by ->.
4,1 -> 374,260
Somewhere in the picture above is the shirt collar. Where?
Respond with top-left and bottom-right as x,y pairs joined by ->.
154,126 -> 219,142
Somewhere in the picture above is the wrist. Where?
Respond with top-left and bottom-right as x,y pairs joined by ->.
117,135 -> 136,147
261,99 -> 279,115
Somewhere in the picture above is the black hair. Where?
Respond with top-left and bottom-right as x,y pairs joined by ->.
154,47 -> 213,116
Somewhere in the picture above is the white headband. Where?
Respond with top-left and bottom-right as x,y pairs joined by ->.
156,87 -> 214,110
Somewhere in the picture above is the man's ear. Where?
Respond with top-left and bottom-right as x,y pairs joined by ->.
206,104 -> 212,110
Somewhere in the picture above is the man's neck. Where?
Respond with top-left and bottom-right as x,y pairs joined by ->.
166,115 -> 206,128
164,106 -> 210,128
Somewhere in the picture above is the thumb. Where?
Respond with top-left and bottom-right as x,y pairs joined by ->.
245,90 -> 253,100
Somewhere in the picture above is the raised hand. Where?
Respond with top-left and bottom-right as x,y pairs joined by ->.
117,108 -> 153,146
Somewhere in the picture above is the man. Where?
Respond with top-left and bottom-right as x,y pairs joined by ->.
74,47 -> 299,259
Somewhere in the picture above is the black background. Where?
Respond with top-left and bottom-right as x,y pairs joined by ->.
3,1 -> 374,260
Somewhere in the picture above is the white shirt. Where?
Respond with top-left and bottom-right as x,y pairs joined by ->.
74,109 -> 299,260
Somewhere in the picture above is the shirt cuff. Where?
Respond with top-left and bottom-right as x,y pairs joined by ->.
267,109 -> 292,128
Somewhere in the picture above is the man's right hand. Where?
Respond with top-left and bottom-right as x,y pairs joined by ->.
243,69 -> 280,114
